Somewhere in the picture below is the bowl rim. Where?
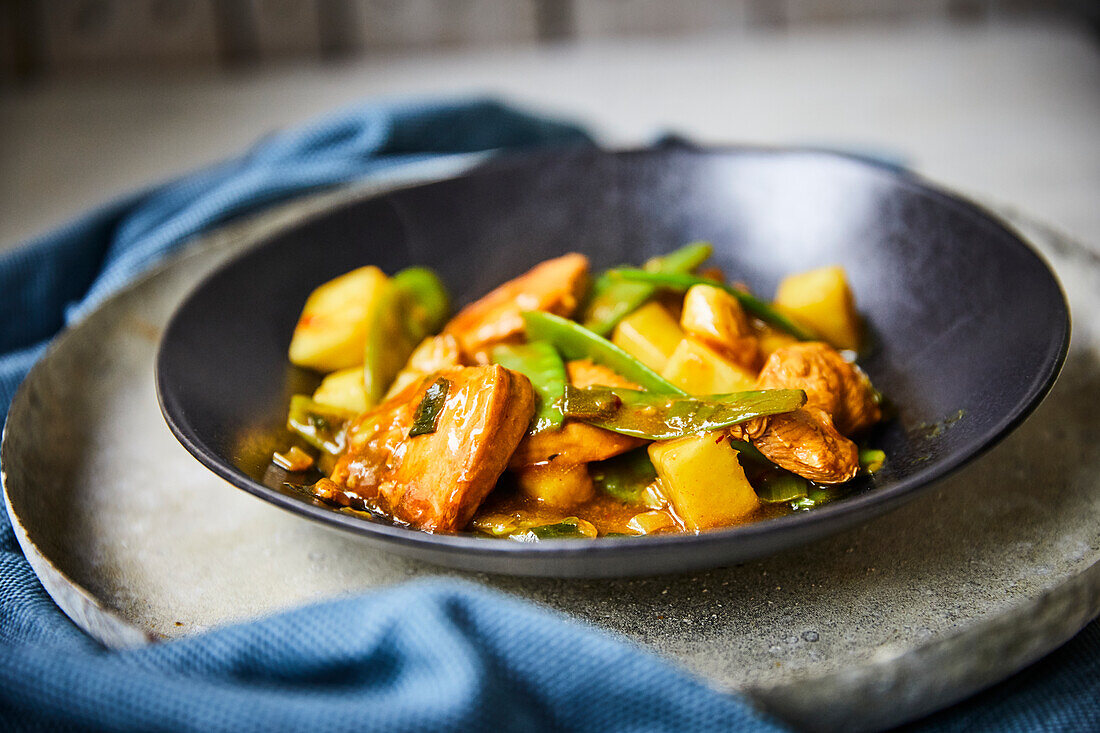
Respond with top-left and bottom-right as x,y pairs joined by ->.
154,144 -> 1071,568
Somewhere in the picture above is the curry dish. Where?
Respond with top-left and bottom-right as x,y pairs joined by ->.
275,243 -> 884,540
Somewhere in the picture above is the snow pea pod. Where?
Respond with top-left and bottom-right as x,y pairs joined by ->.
562,385 -> 806,440
521,311 -> 685,395
582,242 -> 713,336
364,267 -> 452,406
490,341 -> 566,432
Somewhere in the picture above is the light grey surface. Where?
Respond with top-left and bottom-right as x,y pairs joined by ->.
2,183 -> 1098,731
2,21 -> 1099,254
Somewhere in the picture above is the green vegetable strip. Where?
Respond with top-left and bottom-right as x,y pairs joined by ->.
727,438 -> 771,465
490,342 -> 567,432
562,385 -> 806,440
753,471 -> 810,503
391,267 -> 451,339
364,268 -> 452,407
591,448 -> 659,504
287,395 -> 355,456
859,447 -> 886,474
409,377 -> 451,437
522,311 -> 686,395
364,283 -> 416,406
508,518 -> 592,542
581,242 -> 713,335
605,269 -> 818,341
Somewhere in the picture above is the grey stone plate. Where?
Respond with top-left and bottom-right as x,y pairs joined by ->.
3,178 -> 1098,731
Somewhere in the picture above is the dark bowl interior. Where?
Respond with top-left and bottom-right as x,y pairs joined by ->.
156,147 -> 1068,577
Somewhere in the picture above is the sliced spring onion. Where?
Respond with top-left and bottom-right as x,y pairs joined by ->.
287,395 -> 356,456
507,517 -> 598,542
408,376 -> 450,437
753,471 -> 810,503
859,447 -> 886,474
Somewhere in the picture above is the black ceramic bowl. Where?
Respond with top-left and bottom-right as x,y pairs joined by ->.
156,147 -> 1068,578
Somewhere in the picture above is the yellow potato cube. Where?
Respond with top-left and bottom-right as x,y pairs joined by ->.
611,301 -> 685,372
648,434 -> 760,530
515,463 -> 595,508
288,266 -> 389,372
774,266 -> 862,351
680,284 -> 760,369
756,326 -> 799,359
660,338 -> 757,395
312,366 -> 369,414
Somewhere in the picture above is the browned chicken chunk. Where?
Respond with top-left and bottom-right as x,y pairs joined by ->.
328,365 -> 534,531
756,342 -> 880,435
731,407 -> 859,483
443,253 -> 589,361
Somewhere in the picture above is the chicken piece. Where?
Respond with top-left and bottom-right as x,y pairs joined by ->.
509,360 -> 644,468
755,342 -> 880,435
383,333 -> 466,400
329,365 -> 534,532
680,284 -> 762,371
729,407 -> 858,484
443,253 -> 589,361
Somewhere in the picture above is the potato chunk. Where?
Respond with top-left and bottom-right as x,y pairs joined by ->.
648,434 -> 760,531
443,253 -> 589,360
680,284 -> 761,370
611,301 -> 685,372
661,338 -> 757,395
774,266 -> 862,351
514,463 -> 595,508
331,365 -> 534,531
312,366 -> 369,413
288,266 -> 388,372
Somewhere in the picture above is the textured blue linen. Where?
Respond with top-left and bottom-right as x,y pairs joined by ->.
0,96 -> 1097,732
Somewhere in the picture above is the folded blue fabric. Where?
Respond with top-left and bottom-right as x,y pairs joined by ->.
0,97 -> 781,732
0,96 -> 1097,732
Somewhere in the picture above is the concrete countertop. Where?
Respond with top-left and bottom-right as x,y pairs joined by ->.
2,19 -> 1098,252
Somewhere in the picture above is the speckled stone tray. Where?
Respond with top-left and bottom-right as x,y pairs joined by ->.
4,176 -> 1098,732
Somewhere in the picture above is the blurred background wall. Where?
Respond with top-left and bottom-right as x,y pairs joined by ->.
2,0 -> 1095,82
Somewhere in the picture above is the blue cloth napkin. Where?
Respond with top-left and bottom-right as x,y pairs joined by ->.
0,96 -> 1097,732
